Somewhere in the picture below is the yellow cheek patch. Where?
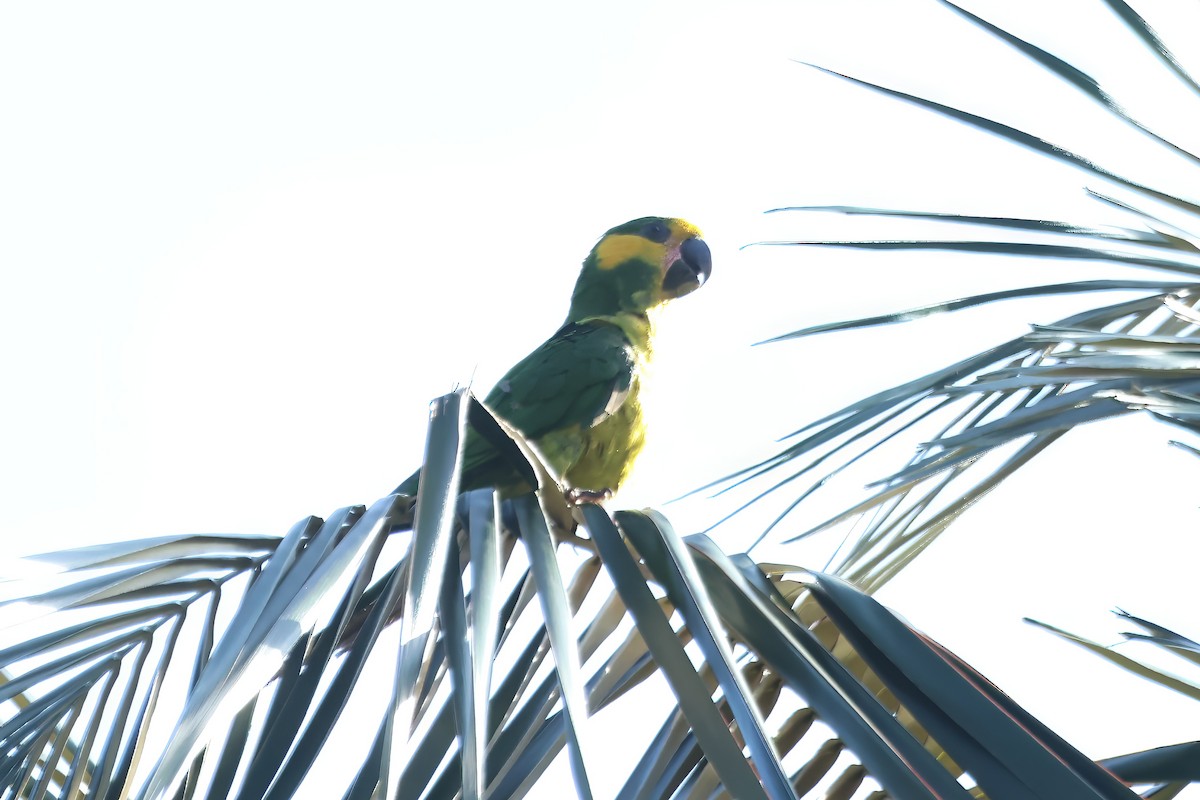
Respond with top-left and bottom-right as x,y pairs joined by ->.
594,234 -> 663,271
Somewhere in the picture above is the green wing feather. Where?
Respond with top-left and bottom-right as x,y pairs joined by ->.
395,321 -> 635,495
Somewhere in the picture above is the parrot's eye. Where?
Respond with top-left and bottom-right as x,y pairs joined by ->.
641,221 -> 671,243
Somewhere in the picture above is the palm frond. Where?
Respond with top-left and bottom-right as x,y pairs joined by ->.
0,390 -> 1161,798
703,2 -> 1200,580
1024,610 -> 1200,794
1100,742 -> 1200,786
1025,612 -> 1200,705
1101,0 -> 1200,100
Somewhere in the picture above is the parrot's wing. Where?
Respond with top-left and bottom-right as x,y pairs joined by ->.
457,321 -> 634,483
486,321 -> 634,439
394,321 -> 635,496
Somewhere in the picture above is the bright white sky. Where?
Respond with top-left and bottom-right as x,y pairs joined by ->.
3,0 -> 1200,797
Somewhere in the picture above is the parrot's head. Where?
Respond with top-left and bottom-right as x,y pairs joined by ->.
567,216 -> 712,324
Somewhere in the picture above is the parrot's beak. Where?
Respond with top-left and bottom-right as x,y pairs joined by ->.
661,236 -> 712,299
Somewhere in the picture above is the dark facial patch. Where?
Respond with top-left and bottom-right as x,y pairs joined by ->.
641,220 -> 671,243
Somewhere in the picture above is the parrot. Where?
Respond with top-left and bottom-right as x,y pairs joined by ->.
394,216 -> 711,501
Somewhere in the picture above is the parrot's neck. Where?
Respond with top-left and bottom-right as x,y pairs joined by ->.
580,310 -> 658,359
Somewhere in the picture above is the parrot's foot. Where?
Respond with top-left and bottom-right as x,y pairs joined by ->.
566,487 -> 613,505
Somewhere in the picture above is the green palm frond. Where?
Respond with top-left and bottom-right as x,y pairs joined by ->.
703,0 -> 1200,585
1028,611 -> 1200,705
0,391 -> 1160,799
1023,611 -> 1200,794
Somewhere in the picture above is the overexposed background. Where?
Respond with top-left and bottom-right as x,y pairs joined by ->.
3,0 -> 1199,796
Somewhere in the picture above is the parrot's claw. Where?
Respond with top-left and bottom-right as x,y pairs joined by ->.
566,487 -> 613,505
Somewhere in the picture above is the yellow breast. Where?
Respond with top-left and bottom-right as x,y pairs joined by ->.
567,379 -> 646,491
534,373 -> 646,494
536,310 -> 657,495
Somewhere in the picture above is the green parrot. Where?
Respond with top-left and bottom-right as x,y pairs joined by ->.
395,216 -> 711,500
